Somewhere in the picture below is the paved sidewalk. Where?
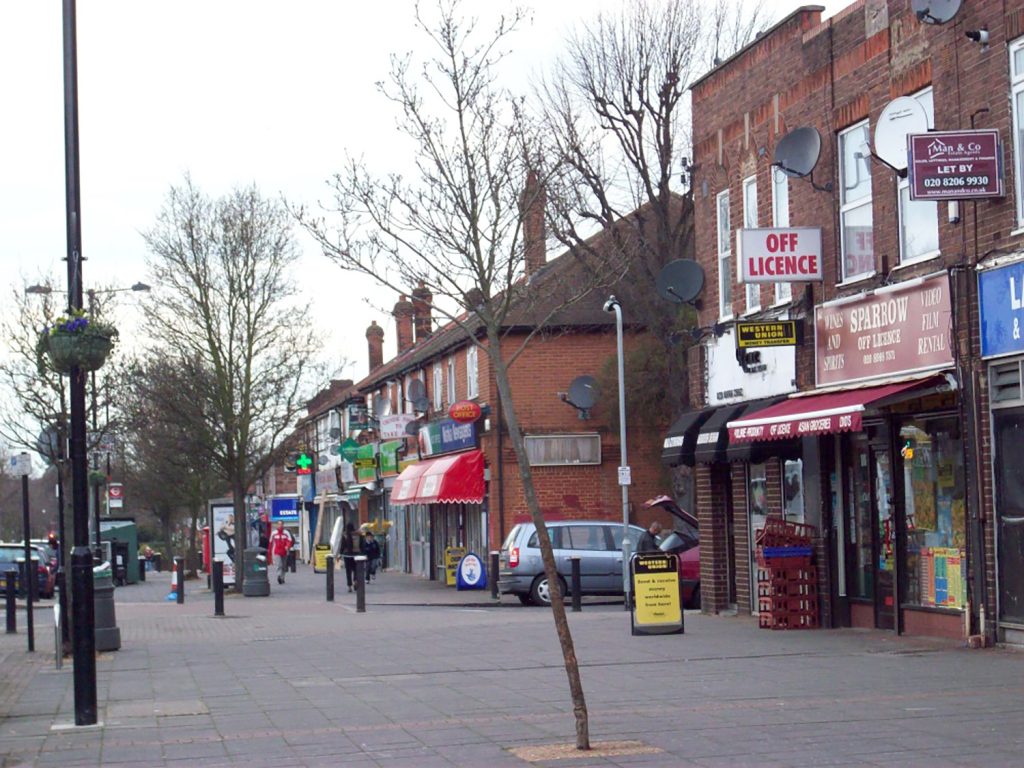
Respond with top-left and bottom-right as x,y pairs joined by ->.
1,565 -> 1023,767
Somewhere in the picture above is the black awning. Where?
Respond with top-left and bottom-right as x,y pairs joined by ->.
661,408 -> 715,467
724,397 -> 800,462
694,403 -> 748,464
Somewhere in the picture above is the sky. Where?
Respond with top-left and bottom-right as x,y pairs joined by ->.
0,0 -> 846,387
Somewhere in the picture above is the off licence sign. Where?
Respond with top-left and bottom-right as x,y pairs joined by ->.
737,227 -> 823,283
736,320 -> 799,349
909,130 -> 1003,200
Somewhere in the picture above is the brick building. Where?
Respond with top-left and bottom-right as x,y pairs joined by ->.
677,1 -> 1024,643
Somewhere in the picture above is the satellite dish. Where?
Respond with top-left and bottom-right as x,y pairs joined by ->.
329,427 -> 340,439
412,396 -> 431,413
774,127 -> 821,178
563,375 -> 598,419
657,259 -> 705,305
407,379 -> 426,402
874,97 -> 928,172
318,455 -> 329,466
404,418 -> 421,436
911,0 -> 962,25
372,396 -> 390,419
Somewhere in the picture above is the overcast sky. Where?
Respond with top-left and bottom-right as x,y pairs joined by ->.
0,0 -> 844,385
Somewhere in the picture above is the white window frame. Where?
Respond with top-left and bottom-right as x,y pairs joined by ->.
447,356 -> 456,404
524,434 -> 602,466
742,175 -> 760,313
432,364 -> 443,411
771,167 -> 792,305
717,189 -> 732,320
897,87 -> 939,265
838,120 -> 874,283
465,344 -> 478,399
1011,38 -> 1024,228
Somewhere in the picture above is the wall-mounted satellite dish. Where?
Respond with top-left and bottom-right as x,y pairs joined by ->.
412,396 -> 431,413
774,127 -> 821,178
911,0 -> 961,25
562,375 -> 598,419
405,418 -> 421,436
329,427 -> 341,439
406,379 -> 426,403
372,395 -> 391,419
874,96 -> 928,175
318,455 -> 329,466
656,259 -> 705,305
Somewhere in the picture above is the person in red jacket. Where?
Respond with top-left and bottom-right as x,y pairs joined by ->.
268,522 -> 294,585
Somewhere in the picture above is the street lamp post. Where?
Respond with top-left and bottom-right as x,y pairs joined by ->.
603,296 -> 632,611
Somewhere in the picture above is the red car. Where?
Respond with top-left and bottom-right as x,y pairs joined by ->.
643,495 -> 701,609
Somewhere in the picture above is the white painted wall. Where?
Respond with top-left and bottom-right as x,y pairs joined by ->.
704,326 -> 797,406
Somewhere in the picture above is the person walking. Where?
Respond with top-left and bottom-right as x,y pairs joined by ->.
268,522 -> 294,585
339,522 -> 365,592
364,531 -> 381,581
636,520 -> 663,553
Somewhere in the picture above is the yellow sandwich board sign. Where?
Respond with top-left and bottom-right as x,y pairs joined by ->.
630,553 -> 683,635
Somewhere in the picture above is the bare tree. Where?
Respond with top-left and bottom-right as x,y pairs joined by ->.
142,178 -> 325,587
297,1 -> 607,750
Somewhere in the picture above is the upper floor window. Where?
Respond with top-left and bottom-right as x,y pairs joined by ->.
898,88 -> 939,263
838,120 -> 874,281
742,175 -> 760,313
465,345 -> 479,399
1011,38 -> 1024,227
771,168 -> 792,304
447,356 -> 456,405
432,363 -> 443,410
717,190 -> 732,319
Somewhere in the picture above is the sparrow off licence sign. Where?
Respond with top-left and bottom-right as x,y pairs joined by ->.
737,227 -> 823,283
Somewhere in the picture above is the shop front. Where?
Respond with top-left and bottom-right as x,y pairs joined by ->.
729,273 -> 965,637
978,258 -> 1024,645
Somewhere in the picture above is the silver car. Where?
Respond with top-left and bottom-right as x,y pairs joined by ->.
497,520 -> 648,606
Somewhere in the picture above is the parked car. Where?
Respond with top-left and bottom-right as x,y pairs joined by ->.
498,520 -> 652,606
644,495 -> 701,609
0,544 -> 51,599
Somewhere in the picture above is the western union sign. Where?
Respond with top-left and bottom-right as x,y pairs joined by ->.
736,320 -> 799,349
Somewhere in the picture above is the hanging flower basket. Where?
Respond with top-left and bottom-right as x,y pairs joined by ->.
37,310 -> 118,375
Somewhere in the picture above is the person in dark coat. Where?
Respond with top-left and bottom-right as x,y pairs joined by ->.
364,531 -> 381,581
339,522 -> 365,592
636,521 -> 663,553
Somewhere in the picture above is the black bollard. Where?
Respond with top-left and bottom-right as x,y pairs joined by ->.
175,557 -> 185,604
326,555 -> 335,602
289,550 -> 296,573
570,556 -> 582,613
137,558 -> 146,582
5,569 -> 16,634
213,560 -> 224,617
355,556 -> 366,613
490,551 -> 499,600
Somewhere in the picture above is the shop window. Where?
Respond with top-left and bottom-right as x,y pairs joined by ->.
717,189 -> 732,319
898,88 -> 939,264
783,459 -> 804,523
991,359 -> 1022,404
466,345 -> 478,399
524,434 -> 601,466
771,167 -> 792,304
848,434 -> 873,600
742,175 -> 760,313
838,120 -> 874,281
901,417 -> 966,609
432,364 -> 443,410
1011,37 -> 1024,227
446,356 -> 456,405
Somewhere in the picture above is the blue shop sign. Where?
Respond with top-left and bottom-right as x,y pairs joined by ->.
270,497 -> 300,521
418,418 -> 477,457
979,261 -> 1024,358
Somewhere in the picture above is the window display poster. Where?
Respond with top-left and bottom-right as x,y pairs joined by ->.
783,459 -> 804,522
919,547 -> 965,608
212,504 -> 237,585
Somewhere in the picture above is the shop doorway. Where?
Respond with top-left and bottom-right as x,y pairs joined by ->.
994,408 -> 1024,627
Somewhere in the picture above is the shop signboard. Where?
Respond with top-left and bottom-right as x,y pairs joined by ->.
378,440 -> 404,477
909,130 -> 1003,201
347,402 -> 369,431
444,546 -> 466,586
978,260 -> 1024,359
418,418 -> 477,457
354,443 -> 377,484
270,497 -> 300,522
736,320 -> 800,349
737,227 -> 823,283
630,553 -> 683,636
315,467 -> 339,494
312,543 -> 332,573
379,413 -> 416,440
814,273 -> 953,386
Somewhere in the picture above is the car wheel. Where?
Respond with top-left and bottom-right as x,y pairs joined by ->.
530,574 -> 566,607
516,593 -> 533,606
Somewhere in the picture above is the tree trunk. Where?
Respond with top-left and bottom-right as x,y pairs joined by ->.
488,331 -> 590,750
232,479 -> 247,590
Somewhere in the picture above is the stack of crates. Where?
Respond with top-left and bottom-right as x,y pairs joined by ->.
755,518 -> 819,630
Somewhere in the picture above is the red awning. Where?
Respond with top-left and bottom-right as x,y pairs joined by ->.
390,450 -> 485,505
727,378 -> 943,444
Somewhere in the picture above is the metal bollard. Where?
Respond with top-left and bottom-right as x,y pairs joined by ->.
570,557 -> 582,612
490,551 -> 499,600
5,569 -> 16,634
289,550 -> 296,573
137,558 -> 146,582
326,556 -> 335,602
355,556 -> 366,613
174,557 -> 185,604
212,560 -> 225,617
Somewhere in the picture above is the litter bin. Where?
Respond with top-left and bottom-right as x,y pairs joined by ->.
137,557 -> 147,582
93,563 -> 121,652
111,540 -> 129,587
152,553 -> 163,572
242,548 -> 270,597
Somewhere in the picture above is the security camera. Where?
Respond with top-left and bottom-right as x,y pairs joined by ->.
603,296 -> 620,313
965,29 -> 989,47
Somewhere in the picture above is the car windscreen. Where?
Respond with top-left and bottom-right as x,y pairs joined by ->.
501,525 -> 522,551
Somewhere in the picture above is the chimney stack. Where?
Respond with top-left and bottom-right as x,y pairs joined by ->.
393,295 -> 415,354
520,169 -> 546,278
411,282 -> 433,344
365,321 -> 384,373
